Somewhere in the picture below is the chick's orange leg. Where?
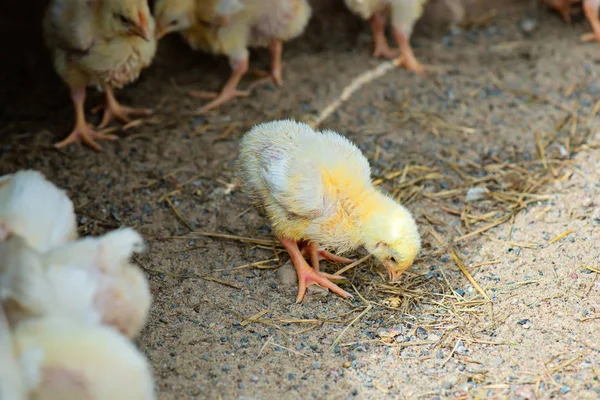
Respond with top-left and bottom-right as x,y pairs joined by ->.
280,238 -> 352,303
370,12 -> 400,59
96,87 -> 153,129
191,58 -> 250,114
55,87 -> 118,151
301,242 -> 353,273
392,27 -> 425,74
246,40 -> 284,91
543,0 -> 581,23
581,0 -> 600,42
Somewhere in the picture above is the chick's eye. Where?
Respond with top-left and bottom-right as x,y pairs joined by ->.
390,257 -> 397,263
169,19 -> 178,26
117,14 -> 131,24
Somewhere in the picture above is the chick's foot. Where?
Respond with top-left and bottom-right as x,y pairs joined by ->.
301,242 -> 353,272
192,57 -> 250,114
56,87 -> 118,151
280,238 -> 352,303
392,28 -> 441,76
95,87 -> 153,129
581,0 -> 600,42
370,13 -> 400,59
55,125 -> 118,151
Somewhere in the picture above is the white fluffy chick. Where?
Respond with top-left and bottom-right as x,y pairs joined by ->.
0,170 -> 77,252
13,316 -> 155,400
0,307 -> 25,400
0,228 -> 151,338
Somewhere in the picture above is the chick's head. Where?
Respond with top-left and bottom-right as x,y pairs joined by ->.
362,196 -> 421,281
154,0 -> 195,39
101,0 -> 153,41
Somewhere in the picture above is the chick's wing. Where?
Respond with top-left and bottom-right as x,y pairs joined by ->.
47,0 -> 98,53
258,143 -> 332,220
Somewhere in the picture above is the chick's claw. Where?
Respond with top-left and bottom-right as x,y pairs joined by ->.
95,88 -> 153,129
55,124 -> 118,152
281,238 -> 352,303
301,242 -> 353,272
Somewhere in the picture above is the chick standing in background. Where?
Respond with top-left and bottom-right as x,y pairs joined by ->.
12,316 -> 155,400
0,170 -> 77,252
541,0 -> 580,23
154,0 -> 312,113
43,0 -> 157,150
542,0 -> 600,42
344,0 -> 428,73
237,120 -> 421,303
0,228 -> 151,339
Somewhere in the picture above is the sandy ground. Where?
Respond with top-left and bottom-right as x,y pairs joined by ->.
1,1 -> 600,399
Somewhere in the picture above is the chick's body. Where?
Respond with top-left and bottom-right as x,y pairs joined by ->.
238,120 -> 421,302
13,317 -> 155,400
43,0 -> 156,150
0,229 -> 151,338
345,0 -> 428,72
155,0 -> 311,113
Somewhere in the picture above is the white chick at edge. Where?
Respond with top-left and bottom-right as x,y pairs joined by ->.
0,170 -> 77,252
0,307 -> 25,400
0,228 -> 151,338
13,316 -> 155,400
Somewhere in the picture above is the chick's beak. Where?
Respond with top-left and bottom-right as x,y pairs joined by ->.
135,24 -> 152,41
383,259 -> 413,282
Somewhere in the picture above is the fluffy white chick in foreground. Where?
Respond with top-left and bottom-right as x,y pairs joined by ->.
0,228 -> 151,339
6,314 -> 155,400
0,170 -> 77,252
237,120 -> 421,303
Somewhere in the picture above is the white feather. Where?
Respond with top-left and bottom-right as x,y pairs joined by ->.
0,170 -> 77,253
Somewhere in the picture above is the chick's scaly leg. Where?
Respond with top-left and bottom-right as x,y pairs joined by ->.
581,0 -> 600,42
370,12 -> 400,59
543,0 -> 581,23
280,238 -> 352,303
392,27 -> 425,74
246,40 -> 284,91
97,87 -> 153,129
301,242 -> 354,273
191,57 -> 250,114
55,87 -> 118,151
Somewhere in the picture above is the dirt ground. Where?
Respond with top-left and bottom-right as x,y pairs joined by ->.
1,1 -> 600,399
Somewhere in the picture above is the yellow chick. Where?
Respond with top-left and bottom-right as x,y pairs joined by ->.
0,228 -> 151,339
12,316 -> 155,399
542,0 -> 600,42
344,0 -> 428,73
0,170 -> 77,253
154,0 -> 312,113
43,0 -> 157,150
237,120 -> 421,303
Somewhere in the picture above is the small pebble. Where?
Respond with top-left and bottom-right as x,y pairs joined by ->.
277,261 -> 297,285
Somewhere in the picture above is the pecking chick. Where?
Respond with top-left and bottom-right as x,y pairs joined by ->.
0,170 -> 77,253
154,0 -> 312,113
237,120 -> 421,303
345,0 -> 429,73
12,316 -> 155,400
43,0 -> 157,150
0,228 -> 151,338
542,0 -> 600,42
